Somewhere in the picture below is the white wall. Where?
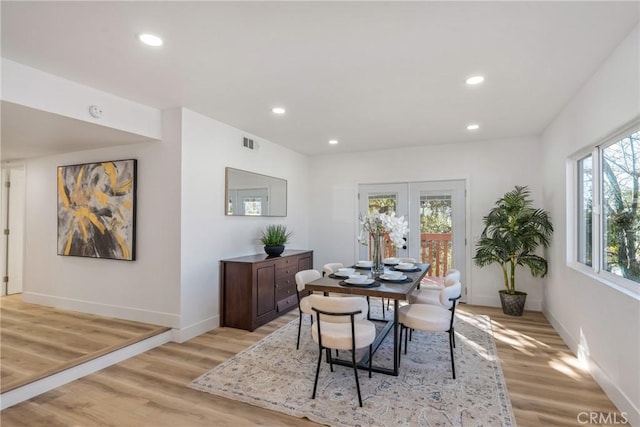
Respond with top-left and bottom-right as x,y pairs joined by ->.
308,136 -> 543,309
540,25 -> 640,424
177,109 -> 310,339
23,110 -> 183,326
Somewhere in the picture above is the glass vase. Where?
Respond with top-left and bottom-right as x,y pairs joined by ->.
371,232 -> 385,277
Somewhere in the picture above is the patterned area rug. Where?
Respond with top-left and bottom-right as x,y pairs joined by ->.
189,309 -> 515,427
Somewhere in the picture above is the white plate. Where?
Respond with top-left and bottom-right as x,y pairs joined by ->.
383,257 -> 399,265
334,271 -> 351,277
380,274 -> 407,281
395,265 -> 416,271
345,278 -> 374,285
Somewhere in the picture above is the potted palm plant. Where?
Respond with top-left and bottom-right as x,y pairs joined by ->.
474,186 -> 553,316
259,224 -> 292,257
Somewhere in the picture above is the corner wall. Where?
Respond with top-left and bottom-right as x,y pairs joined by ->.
23,109 -> 183,327
308,136 -> 543,309
176,109 -> 310,340
540,25 -> 640,424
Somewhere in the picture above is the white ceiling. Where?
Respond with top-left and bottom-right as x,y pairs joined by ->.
1,1 -> 638,159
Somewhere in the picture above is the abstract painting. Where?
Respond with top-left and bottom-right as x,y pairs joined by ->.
57,159 -> 136,260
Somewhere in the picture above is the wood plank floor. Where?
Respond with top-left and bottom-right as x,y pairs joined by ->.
0,303 -> 626,426
0,295 -> 170,393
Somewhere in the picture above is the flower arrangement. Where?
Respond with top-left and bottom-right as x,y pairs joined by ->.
358,210 -> 409,274
358,210 -> 409,248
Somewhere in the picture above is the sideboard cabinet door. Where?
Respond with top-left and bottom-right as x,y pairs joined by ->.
220,250 -> 313,331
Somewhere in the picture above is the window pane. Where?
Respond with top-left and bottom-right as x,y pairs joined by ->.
420,194 -> 452,276
367,194 -> 396,214
243,197 -> 262,216
577,155 -> 593,266
601,132 -> 640,283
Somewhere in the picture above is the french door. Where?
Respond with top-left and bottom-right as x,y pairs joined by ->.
358,180 -> 466,298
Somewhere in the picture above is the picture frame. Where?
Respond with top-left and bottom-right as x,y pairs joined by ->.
57,159 -> 137,261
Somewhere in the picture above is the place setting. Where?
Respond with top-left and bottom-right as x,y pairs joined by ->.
338,272 -> 380,288
327,267 -> 356,279
352,260 -> 373,270
390,261 -> 421,272
377,270 -> 411,283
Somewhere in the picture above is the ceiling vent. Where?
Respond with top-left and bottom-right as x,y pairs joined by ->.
242,136 -> 257,151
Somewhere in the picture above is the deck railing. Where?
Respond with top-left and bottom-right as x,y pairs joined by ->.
368,232 -> 452,277
420,233 -> 452,277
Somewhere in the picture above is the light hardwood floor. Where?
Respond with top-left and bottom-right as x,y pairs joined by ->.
0,295 -> 169,393
0,303 -> 626,426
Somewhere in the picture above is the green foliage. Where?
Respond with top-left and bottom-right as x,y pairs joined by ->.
420,198 -> 452,233
473,186 -> 553,294
259,224 -> 292,246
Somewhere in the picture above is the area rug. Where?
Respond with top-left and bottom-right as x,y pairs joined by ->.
189,309 -> 516,427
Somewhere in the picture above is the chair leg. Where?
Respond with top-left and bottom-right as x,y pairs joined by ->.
296,313 -> 303,350
381,298 -> 385,319
326,348 -> 334,372
398,325 -> 404,366
452,326 -> 456,348
404,325 -> 409,355
352,347 -> 363,407
449,330 -> 456,379
368,344 -> 373,378
312,344 -> 324,399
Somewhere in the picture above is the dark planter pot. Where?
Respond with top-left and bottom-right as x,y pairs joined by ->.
499,290 -> 527,316
264,245 -> 285,257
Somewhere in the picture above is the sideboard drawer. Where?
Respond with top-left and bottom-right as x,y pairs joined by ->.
276,283 -> 296,301
276,294 -> 298,312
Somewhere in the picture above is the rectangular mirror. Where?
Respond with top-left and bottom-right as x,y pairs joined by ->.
225,167 -> 287,216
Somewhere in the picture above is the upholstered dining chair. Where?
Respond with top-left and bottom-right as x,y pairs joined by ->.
324,261 -> 387,319
410,269 -> 461,306
308,294 -> 376,407
322,262 -> 344,276
295,269 -> 322,350
398,281 -> 462,378
420,268 -> 461,290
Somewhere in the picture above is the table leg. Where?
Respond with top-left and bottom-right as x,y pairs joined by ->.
393,298 -> 399,375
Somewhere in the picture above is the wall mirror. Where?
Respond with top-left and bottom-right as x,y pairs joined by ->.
225,167 -> 287,216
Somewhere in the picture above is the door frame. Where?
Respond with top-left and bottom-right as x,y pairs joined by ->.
357,179 -> 470,301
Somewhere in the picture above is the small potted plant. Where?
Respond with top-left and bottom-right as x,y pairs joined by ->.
259,224 -> 292,257
473,186 -> 553,316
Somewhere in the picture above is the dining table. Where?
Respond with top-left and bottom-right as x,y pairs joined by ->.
304,262 -> 430,376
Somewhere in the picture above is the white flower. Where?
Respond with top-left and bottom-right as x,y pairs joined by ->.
359,210 -> 409,248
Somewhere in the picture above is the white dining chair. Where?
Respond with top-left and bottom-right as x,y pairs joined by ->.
325,261 -> 387,319
322,262 -> 344,276
295,269 -> 322,350
398,281 -> 462,379
308,294 -> 376,407
420,268 -> 461,290
410,269 -> 461,306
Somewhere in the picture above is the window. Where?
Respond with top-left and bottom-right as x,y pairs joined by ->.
573,124 -> 640,289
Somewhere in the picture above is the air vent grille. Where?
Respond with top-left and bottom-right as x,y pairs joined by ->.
242,136 -> 255,150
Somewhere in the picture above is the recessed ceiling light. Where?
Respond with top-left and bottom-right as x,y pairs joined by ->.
138,33 -> 163,47
465,75 -> 485,85
271,107 -> 286,114
328,139 -> 338,145
466,123 -> 480,130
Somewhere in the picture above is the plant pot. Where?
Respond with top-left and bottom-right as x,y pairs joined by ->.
498,290 -> 527,316
264,245 -> 285,257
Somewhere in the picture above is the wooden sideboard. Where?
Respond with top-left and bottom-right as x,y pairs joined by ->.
220,249 -> 313,331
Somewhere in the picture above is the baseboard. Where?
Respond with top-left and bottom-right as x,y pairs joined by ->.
0,330 -> 172,410
22,292 -> 180,328
171,315 -> 220,343
544,309 -> 639,426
